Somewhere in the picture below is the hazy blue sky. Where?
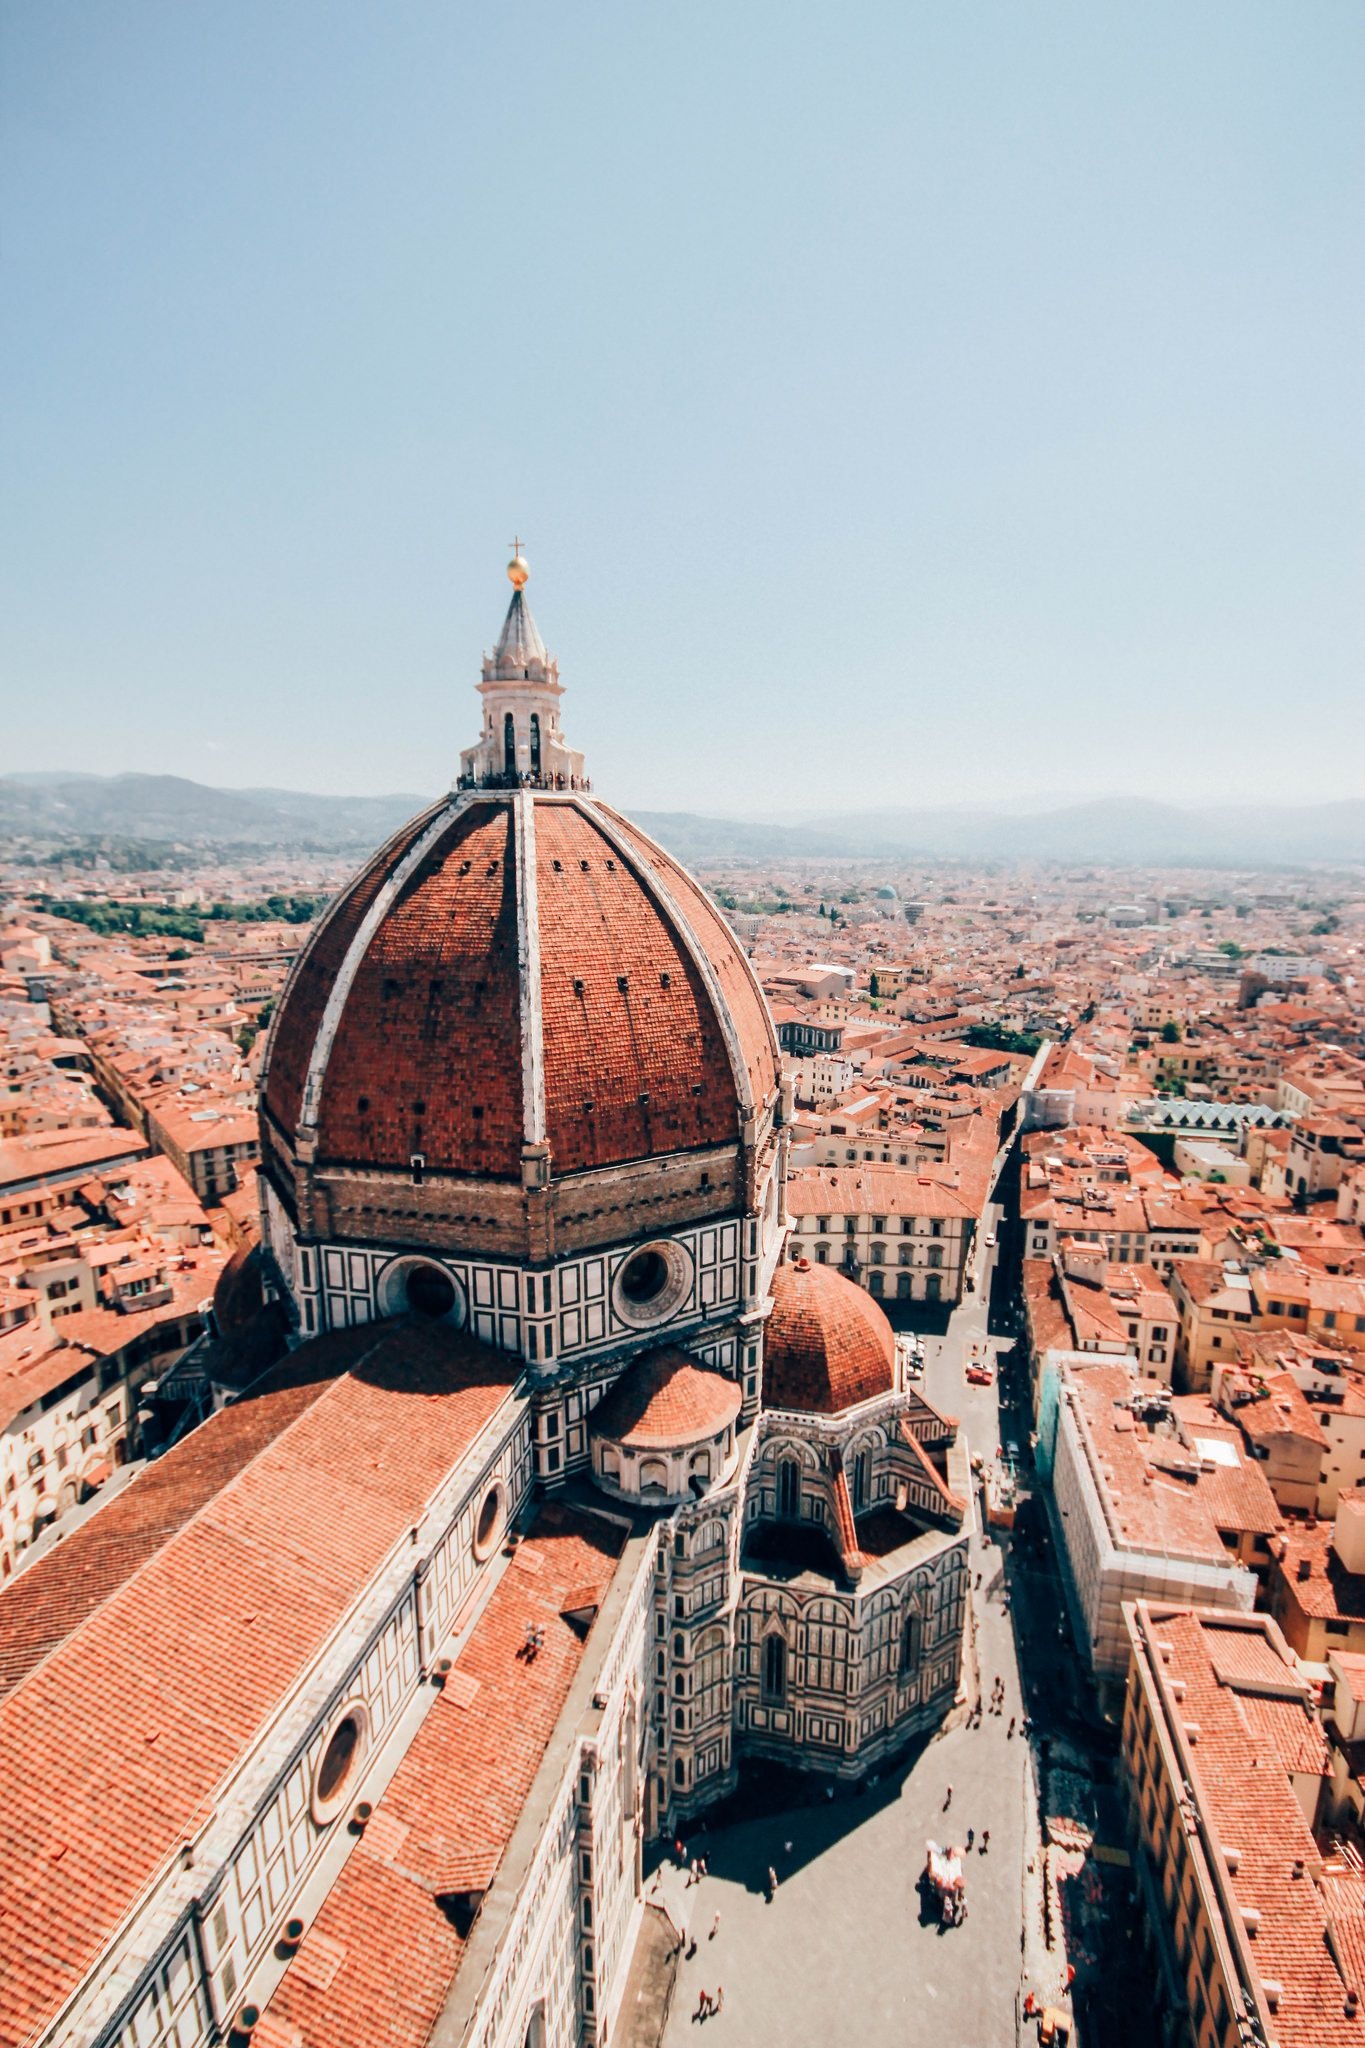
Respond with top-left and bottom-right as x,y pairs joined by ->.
2,3 -> 1361,815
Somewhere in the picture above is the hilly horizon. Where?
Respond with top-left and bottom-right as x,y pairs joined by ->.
1,771 -> 1363,866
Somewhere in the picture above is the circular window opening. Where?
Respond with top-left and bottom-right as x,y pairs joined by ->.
612,1240 -> 693,1329
318,1715 -> 360,1803
620,1249 -> 668,1307
405,1264 -> 457,1319
473,1482 -> 506,1561
311,1699 -> 369,1825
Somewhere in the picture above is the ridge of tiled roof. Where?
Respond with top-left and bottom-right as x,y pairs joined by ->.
261,1506 -> 627,2048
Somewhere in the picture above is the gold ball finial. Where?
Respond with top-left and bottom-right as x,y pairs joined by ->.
507,535 -> 529,589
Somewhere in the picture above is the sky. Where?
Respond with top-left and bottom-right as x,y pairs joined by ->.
2,2 -> 1362,817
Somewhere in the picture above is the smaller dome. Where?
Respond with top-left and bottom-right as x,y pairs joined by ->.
589,1347 -> 741,1450
763,1259 -> 896,1414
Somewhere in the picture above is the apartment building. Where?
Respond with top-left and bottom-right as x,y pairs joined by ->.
1041,1358 -> 1265,1698
786,1164 -> 980,1306
1120,1601 -> 1357,2048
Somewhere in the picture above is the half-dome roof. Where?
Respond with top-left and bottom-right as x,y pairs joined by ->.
261,793 -> 779,1183
762,1258 -> 897,1414
589,1346 -> 742,1449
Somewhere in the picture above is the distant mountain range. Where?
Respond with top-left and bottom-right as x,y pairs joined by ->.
0,773 -> 424,848
2,773 -> 1363,866
634,798 -> 1365,866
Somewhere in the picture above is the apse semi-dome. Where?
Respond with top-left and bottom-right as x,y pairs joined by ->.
259,553 -> 782,1287
589,1345 -> 742,1504
762,1256 -> 898,1414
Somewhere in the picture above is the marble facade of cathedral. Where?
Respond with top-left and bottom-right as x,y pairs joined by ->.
0,556 -> 970,2048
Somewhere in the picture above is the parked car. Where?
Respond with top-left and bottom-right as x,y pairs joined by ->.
966,1364 -> 994,1387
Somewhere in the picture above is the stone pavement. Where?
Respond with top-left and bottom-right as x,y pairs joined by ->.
655,1525 -> 1034,2047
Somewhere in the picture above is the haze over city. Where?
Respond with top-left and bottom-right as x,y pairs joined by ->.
3,2 -> 1362,813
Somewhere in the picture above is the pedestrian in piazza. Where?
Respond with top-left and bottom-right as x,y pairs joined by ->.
710,1910 -> 721,1939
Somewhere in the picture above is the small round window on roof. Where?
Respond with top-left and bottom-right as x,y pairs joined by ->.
317,1715 -> 360,1802
472,1480 -> 507,1560
405,1264 -> 457,1319
310,1698 -> 370,1824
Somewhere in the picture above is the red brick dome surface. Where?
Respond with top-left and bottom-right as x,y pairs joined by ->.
588,1347 -> 742,1449
762,1258 -> 897,1414
262,794 -> 778,1181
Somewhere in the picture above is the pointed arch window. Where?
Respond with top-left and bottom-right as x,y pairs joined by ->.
901,1611 -> 923,1676
762,1633 -> 787,1702
776,1459 -> 800,1520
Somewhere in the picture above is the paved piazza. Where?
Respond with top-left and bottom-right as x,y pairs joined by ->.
658,1211 -> 1040,2047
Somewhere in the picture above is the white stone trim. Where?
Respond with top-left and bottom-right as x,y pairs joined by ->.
259,797 -> 451,1095
514,791 -> 547,1147
591,800 -> 782,1084
582,802 -> 759,1118
298,795 -> 467,1134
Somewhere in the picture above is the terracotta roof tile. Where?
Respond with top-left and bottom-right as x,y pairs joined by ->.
317,803 -> 523,1178
763,1259 -> 896,1415
587,1346 -> 741,1448
263,795 -> 778,1189
263,1506 -> 626,2048
537,804 -> 738,1169
0,1321 -> 516,2048
264,804 -> 444,1138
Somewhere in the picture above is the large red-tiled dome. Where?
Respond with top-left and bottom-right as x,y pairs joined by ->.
762,1258 -> 897,1414
261,793 -> 778,1184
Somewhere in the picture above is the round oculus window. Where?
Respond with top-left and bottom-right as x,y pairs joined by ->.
311,1700 -> 370,1825
404,1263 -> 456,1319
377,1256 -> 466,1327
473,1481 -> 506,1561
611,1240 -> 693,1329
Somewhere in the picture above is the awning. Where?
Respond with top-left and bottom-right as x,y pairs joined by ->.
80,1458 -> 112,1490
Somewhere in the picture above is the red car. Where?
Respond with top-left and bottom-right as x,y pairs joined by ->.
966,1364 -> 994,1387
